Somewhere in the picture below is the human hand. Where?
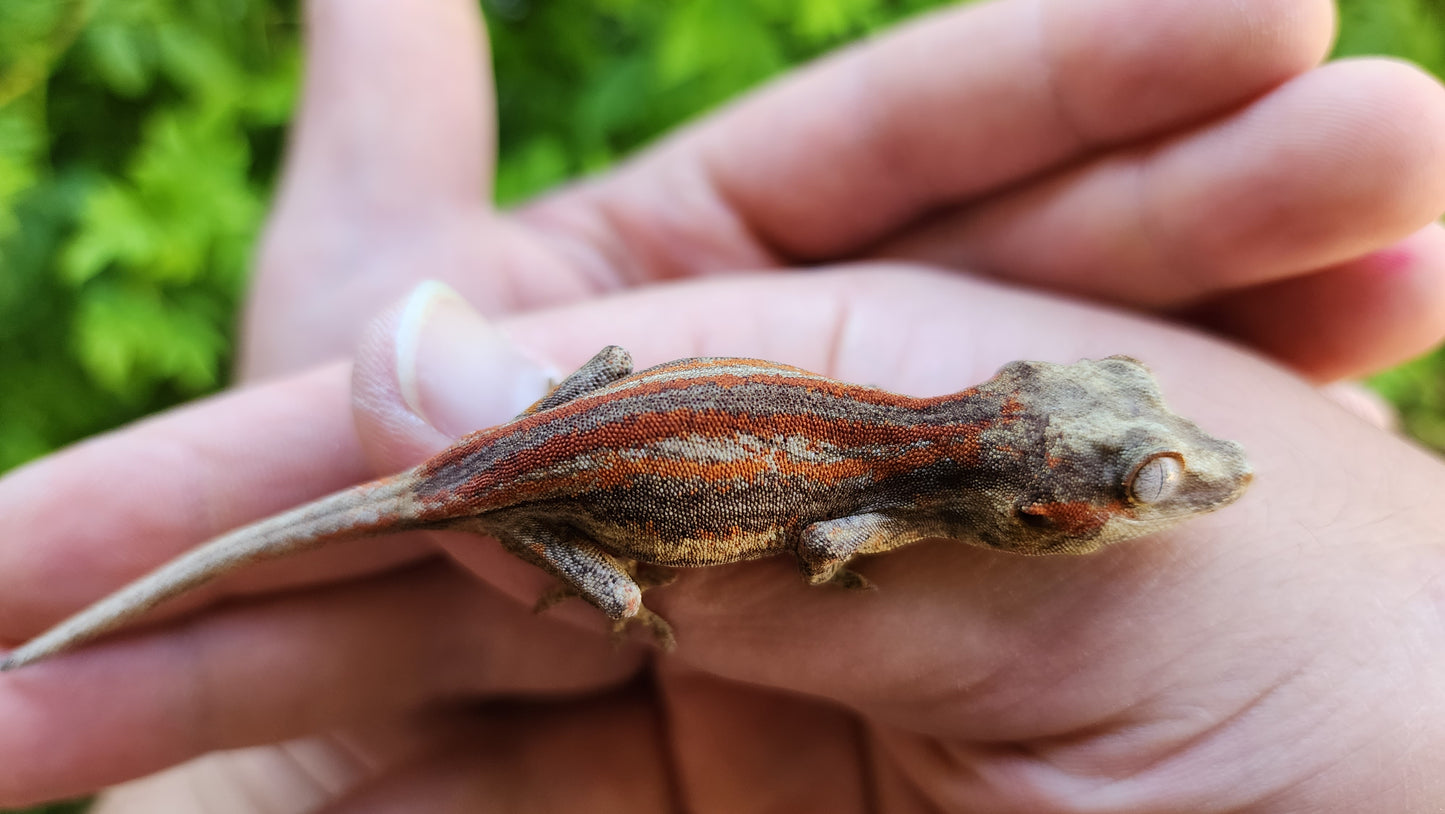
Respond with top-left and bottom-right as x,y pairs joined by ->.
5,270 -> 1444,811
5,0 -> 1445,809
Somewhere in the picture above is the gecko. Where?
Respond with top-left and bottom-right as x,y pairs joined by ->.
0,346 -> 1252,671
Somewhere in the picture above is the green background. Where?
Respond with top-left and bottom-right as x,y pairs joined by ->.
2,0 -> 1444,810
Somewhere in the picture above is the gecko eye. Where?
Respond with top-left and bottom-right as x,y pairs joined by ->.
1127,453 -> 1183,504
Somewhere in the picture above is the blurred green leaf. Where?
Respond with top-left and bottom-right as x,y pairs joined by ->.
83,19 -> 155,96
1335,0 -> 1445,75
794,0 -> 881,42
1370,347 -> 1445,452
72,280 -> 227,398
8,802 -> 90,814
495,135 -> 571,205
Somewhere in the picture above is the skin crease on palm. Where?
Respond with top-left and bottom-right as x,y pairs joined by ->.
3,0 -> 1445,809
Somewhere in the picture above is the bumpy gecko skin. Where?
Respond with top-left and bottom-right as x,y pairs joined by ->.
1,347 -> 1251,670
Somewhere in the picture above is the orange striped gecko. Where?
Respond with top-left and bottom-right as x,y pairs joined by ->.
1,346 -> 1252,670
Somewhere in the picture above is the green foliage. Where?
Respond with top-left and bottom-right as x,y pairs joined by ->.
11,803 -> 88,814
487,0 -> 927,204
1336,0 -> 1445,73
0,0 -> 295,470
1335,0 -> 1445,448
1371,346 -> 1445,448
2,0 -> 1445,806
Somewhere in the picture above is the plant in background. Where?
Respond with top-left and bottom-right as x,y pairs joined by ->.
0,0 -> 295,471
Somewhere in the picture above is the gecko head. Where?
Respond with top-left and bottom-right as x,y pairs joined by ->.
975,356 -> 1252,556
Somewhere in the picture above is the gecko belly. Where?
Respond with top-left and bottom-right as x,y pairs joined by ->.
545,469 -> 872,567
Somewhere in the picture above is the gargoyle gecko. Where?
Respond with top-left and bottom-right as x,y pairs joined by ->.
1,347 -> 1252,670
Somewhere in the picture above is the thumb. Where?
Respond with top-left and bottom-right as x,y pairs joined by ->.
242,0 -> 499,379
351,281 -> 560,475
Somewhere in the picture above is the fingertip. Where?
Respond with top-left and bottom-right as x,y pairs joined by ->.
1271,59 -> 1445,252
1294,59 -> 1445,244
1045,0 -> 1336,139
1321,382 -> 1399,431
296,0 -> 494,209
1188,225 -> 1445,381
352,282 -> 558,473
392,280 -> 472,419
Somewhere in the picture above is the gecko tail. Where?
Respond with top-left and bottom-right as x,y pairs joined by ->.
1,475 -> 421,673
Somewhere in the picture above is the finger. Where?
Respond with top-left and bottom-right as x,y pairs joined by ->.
0,364 -> 377,638
276,0 -> 492,216
657,667 -> 867,813
1183,225 -> 1445,381
1321,382 -> 1398,431
879,58 -> 1445,307
244,0 -> 499,377
0,563 -> 634,804
0,333 -> 551,641
90,693 -> 670,814
92,725 -> 427,814
318,688 -> 672,814
525,0 -> 1333,271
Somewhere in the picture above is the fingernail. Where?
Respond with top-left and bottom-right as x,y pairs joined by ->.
394,281 -> 560,437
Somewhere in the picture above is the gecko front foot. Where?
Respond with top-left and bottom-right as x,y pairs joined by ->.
799,513 -> 919,587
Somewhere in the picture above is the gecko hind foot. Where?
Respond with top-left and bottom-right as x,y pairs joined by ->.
825,567 -> 876,591
533,560 -> 677,615
611,604 -> 677,652
533,590 -> 678,651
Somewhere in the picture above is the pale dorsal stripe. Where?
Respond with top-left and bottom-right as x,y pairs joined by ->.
600,359 -> 841,396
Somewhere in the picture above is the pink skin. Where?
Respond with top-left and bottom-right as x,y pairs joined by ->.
4,0 -> 1445,810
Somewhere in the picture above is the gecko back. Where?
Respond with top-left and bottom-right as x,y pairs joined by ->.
413,352 -> 1252,562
